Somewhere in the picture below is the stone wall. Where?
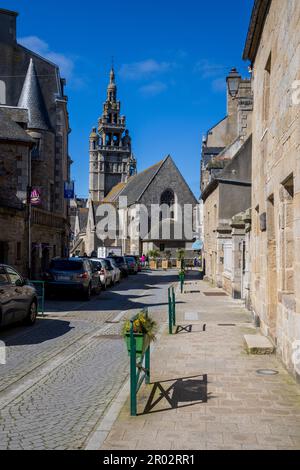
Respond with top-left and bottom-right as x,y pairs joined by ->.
250,0 -> 300,377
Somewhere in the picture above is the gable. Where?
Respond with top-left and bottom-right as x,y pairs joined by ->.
139,156 -> 197,207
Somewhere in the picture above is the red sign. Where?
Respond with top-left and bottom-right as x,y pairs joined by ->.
30,188 -> 41,205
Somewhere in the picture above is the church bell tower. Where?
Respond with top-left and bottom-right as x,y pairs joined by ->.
89,67 -> 137,201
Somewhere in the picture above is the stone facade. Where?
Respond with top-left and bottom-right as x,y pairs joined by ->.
201,69 -> 253,292
0,8 -> 71,278
243,0 -> 300,376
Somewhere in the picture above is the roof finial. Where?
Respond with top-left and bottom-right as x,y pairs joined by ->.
109,57 -> 115,84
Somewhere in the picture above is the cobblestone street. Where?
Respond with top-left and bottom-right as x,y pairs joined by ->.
0,270 -> 175,449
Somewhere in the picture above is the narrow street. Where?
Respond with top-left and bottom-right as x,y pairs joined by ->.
0,271 -> 176,450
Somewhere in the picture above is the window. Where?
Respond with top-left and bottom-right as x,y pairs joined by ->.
159,243 -> 165,252
160,189 -> 175,207
263,54 -> 271,126
6,266 -> 22,285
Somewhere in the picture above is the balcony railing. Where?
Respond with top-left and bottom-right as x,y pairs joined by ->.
31,208 -> 68,230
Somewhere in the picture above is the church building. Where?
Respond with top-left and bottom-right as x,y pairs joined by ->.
71,69 -> 198,258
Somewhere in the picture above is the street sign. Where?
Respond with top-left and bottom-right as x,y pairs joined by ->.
30,188 -> 41,205
64,181 -> 75,199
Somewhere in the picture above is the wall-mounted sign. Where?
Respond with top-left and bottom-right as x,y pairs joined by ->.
30,188 -> 41,205
64,181 -> 75,199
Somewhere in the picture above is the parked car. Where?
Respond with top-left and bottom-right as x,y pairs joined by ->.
90,258 -> 113,289
133,256 -> 142,272
107,258 -> 121,284
125,255 -> 138,274
107,256 -> 128,278
45,258 -> 101,300
0,264 -> 38,327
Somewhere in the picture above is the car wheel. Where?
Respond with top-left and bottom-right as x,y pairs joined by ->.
96,282 -> 101,295
24,301 -> 37,326
84,284 -> 91,300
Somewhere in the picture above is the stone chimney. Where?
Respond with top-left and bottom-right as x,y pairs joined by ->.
0,9 -> 18,44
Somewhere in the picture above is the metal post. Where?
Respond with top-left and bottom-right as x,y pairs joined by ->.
145,346 -> 150,384
172,287 -> 176,326
130,320 -> 137,416
168,288 -> 172,334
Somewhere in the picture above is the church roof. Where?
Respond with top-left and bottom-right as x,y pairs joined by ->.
117,159 -> 165,206
103,182 -> 127,203
18,59 -> 51,130
0,108 -> 33,143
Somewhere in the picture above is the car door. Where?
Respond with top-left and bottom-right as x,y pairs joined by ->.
5,266 -> 29,322
0,266 -> 16,326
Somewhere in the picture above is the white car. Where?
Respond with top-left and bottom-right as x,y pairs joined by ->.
107,258 -> 121,284
90,258 -> 113,289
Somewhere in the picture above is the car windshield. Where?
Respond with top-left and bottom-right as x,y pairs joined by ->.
50,260 -> 83,271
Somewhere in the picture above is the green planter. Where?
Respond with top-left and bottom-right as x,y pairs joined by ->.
125,333 -> 150,357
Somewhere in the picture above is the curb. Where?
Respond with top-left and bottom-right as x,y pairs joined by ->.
84,321 -> 166,450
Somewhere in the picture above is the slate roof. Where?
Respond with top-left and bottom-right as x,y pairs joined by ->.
103,182 -> 127,203
18,59 -> 51,130
117,159 -> 165,206
0,108 -> 33,143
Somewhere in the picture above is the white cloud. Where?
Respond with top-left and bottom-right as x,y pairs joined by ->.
195,59 -> 227,79
139,81 -> 167,97
19,35 -> 75,83
119,59 -> 172,80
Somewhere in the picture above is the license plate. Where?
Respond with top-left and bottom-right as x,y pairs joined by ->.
57,275 -> 70,281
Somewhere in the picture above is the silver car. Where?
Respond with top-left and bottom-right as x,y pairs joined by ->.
0,264 -> 38,327
90,258 -> 113,289
107,258 -> 121,284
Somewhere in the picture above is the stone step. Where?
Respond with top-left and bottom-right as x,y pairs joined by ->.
244,334 -> 275,355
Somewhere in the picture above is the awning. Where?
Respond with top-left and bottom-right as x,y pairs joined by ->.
192,240 -> 203,250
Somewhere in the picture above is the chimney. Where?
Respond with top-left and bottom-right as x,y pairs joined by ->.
0,9 -> 18,44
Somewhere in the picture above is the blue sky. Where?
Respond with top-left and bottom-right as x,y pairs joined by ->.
4,0 -> 254,198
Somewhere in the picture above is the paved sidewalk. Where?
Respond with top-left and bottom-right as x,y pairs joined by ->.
100,277 -> 300,450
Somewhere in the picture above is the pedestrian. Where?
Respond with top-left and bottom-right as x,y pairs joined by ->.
140,253 -> 146,268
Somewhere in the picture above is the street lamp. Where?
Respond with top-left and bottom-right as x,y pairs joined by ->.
226,68 -> 241,99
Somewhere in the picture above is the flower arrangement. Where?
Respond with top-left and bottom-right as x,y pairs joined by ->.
122,311 -> 158,343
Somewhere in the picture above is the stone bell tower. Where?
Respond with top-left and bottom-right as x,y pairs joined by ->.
89,67 -> 137,201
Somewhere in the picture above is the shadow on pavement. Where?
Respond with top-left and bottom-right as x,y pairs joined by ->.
1,319 -> 74,346
141,374 -> 209,415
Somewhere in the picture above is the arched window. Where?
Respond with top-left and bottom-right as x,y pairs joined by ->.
160,189 -> 175,220
160,189 -> 175,207
0,81 -> 6,105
